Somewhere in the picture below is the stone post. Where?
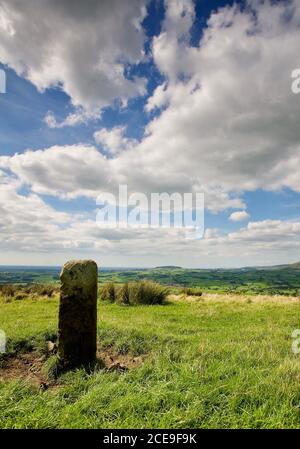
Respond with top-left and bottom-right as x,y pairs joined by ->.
58,260 -> 98,368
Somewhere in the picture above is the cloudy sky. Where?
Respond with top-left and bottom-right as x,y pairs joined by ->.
0,0 -> 300,268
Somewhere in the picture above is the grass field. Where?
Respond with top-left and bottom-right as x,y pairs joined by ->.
1,292 -> 300,429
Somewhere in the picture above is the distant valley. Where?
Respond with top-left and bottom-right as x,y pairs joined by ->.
1,262 -> 300,296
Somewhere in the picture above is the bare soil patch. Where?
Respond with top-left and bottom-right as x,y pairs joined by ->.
0,346 -> 146,388
0,351 -> 49,388
97,348 -> 145,372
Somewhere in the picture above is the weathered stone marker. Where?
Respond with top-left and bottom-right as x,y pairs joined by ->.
58,260 -> 98,368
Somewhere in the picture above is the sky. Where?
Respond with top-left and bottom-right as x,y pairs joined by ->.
0,0 -> 300,268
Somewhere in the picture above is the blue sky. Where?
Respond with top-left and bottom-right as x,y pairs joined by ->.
0,0 -> 300,268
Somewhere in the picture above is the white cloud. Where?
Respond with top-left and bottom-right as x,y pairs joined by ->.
94,126 -> 137,155
145,82 -> 169,112
3,0 -> 300,204
0,169 -> 72,253
0,0 -> 147,113
0,169 -> 299,267
0,176 -> 299,267
141,0 -> 300,196
0,143 -> 246,213
197,219 -> 300,267
44,109 -> 100,129
0,145 -> 112,199
229,211 -> 250,222
207,219 -> 300,250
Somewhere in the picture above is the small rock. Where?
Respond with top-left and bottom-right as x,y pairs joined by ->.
47,341 -> 55,353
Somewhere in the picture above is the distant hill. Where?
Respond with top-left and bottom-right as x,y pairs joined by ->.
263,262 -> 300,270
287,262 -> 300,269
1,263 -> 300,295
155,262 -> 300,271
154,266 -> 182,269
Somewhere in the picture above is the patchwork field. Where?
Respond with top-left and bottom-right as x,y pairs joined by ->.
1,265 -> 300,296
1,292 -> 300,429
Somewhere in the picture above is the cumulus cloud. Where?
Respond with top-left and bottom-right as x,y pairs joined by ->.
0,169 -> 72,252
0,143 -> 246,212
0,145 -> 112,199
94,126 -> 137,155
229,211 -> 250,222
217,220 -> 300,250
152,0 -> 195,82
0,175 -> 299,267
142,0 -> 300,195
0,171 -> 299,267
3,0 -> 300,203
44,109 -> 100,129
0,0 -> 148,113
197,219 -> 300,266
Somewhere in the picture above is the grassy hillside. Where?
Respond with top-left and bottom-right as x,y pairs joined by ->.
103,267 -> 300,296
1,292 -> 300,428
1,264 -> 300,296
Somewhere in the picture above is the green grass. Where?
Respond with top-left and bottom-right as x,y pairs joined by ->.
1,294 -> 300,428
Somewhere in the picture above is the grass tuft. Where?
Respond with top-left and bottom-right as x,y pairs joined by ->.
99,282 -> 116,303
100,280 -> 169,306
129,280 -> 169,305
180,287 -> 203,297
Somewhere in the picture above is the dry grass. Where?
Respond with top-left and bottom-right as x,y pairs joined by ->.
169,292 -> 300,304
